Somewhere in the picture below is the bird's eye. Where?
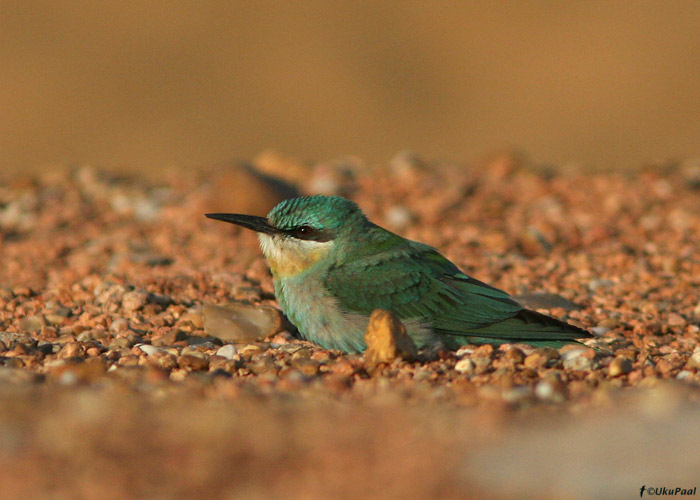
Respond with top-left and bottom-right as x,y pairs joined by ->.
294,225 -> 315,238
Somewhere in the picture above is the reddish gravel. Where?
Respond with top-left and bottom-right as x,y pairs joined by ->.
1,154 -> 699,499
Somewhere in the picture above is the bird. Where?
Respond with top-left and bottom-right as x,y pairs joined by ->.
205,195 -> 591,353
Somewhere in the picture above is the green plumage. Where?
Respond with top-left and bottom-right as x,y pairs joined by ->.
324,223 -> 589,349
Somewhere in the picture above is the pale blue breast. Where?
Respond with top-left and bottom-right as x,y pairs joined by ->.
274,271 -> 369,353
274,270 -> 440,353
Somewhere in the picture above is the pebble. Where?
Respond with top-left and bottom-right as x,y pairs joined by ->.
608,356 -> 633,377
563,356 -> 593,372
215,344 -> 238,360
534,380 -> 564,402
454,358 -> 475,374
177,354 -> 209,372
110,318 -> 129,333
363,309 -> 418,365
20,315 -> 46,332
505,347 -> 525,364
136,344 -> 161,356
206,163 -> 298,216
292,358 -> 321,376
590,326 -> 610,337
202,302 -> 283,342
247,355 -> 277,375
686,349 -> 700,369
122,290 -> 149,313
149,351 -> 178,371
151,328 -> 186,346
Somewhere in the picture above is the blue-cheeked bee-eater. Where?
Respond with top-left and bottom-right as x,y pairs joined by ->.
206,195 -> 591,353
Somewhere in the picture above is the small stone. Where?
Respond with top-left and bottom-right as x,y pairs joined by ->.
215,344 -> 238,360
655,358 -> 673,375
454,358 -> 475,374
238,344 -> 263,359
588,278 -> 614,291
20,315 -> 46,332
534,380 -> 555,400
247,355 -> 277,375
524,353 -> 547,369
118,355 -> 140,367
206,163 -> 299,217
667,313 -> 686,327
686,349 -> 700,369
109,337 -> 133,349
290,348 -> 311,360
328,359 -> 360,377
110,318 -> 129,332
505,347 -> 525,364
12,286 -> 32,297
524,348 -> 559,369
202,302 -> 283,342
149,351 -> 178,371
75,331 -> 94,342
292,358 -> 321,376
40,326 -> 58,339
363,309 -> 418,365
208,356 -> 237,374
609,356 -> 633,377
58,342 -> 85,359
598,318 -> 620,329
180,309 -> 204,329
44,312 -> 70,325
136,344 -> 161,356
562,353 -> 593,371
122,290 -> 149,312
473,344 -> 494,357
518,227 -> 552,257
177,354 -> 209,371
560,347 -> 589,361
591,326 -> 610,337
151,328 -> 186,347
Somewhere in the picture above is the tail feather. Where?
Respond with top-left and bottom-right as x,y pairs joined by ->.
437,307 -> 592,348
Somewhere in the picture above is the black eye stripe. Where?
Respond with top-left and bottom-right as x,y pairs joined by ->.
283,225 -> 335,242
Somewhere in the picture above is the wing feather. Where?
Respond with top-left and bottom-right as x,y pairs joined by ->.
324,238 -> 589,344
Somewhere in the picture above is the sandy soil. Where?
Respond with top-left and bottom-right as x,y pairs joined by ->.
1,153 -> 699,499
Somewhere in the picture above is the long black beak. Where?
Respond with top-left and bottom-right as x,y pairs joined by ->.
205,213 -> 279,235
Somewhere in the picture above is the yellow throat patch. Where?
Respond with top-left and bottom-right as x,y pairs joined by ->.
259,234 -> 333,278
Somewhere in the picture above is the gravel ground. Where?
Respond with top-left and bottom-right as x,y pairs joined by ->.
1,153 -> 699,499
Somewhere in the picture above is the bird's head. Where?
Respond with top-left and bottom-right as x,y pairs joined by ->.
206,195 -> 368,278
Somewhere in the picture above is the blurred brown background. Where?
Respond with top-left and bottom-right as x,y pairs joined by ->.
2,1 -> 699,174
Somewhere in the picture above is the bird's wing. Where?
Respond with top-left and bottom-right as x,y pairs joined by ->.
324,241 -> 589,343
324,242 -> 522,331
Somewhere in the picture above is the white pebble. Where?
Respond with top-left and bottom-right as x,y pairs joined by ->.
563,355 -> 592,371
455,358 -> 475,374
216,344 -> 238,360
591,326 -> 610,337
560,348 -> 588,361
136,343 -> 160,356
535,380 -> 554,400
